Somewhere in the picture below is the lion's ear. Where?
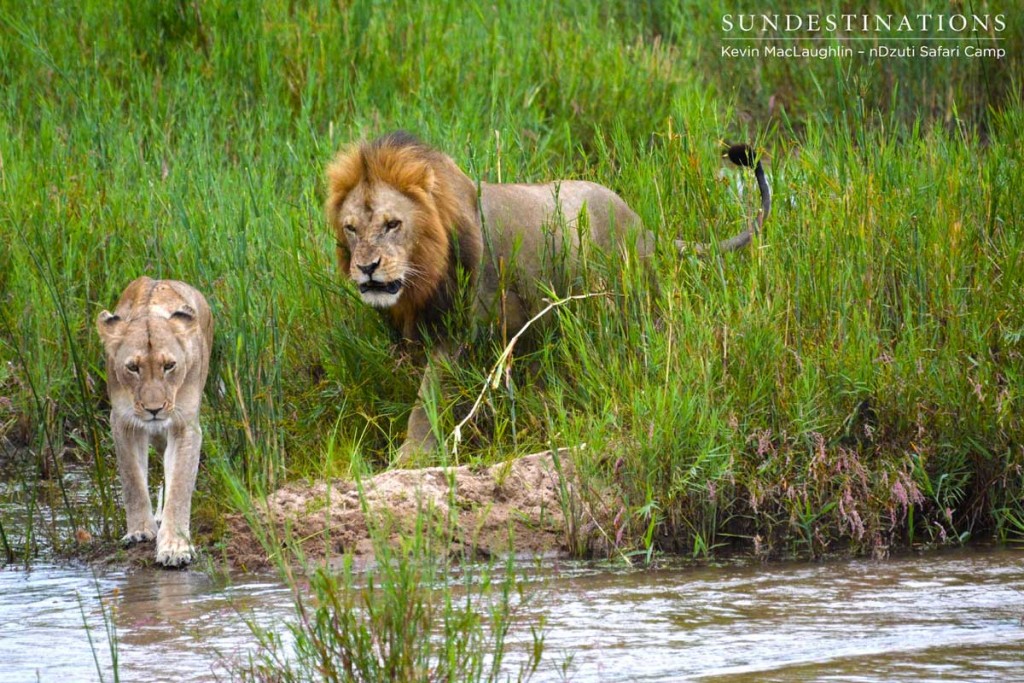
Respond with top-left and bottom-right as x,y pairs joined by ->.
421,167 -> 436,195
96,310 -> 124,346
324,146 -> 362,220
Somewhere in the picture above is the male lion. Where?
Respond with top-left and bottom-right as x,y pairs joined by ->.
97,277 -> 213,567
325,132 -> 769,461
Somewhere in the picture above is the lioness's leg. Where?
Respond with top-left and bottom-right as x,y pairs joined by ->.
155,422 -> 201,567
113,419 -> 158,544
395,349 -> 446,465
152,431 -> 167,525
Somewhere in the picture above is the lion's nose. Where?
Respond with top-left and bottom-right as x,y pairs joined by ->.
146,407 -> 161,418
357,259 -> 381,277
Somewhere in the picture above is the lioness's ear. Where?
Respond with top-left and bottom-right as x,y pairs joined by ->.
96,310 -> 123,345
167,305 -> 200,335
170,305 -> 197,322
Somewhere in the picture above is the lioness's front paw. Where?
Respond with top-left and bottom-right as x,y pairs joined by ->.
121,526 -> 157,546
155,534 -> 194,568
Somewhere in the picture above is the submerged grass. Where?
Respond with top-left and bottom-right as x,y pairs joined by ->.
77,572 -> 121,683
0,0 -> 1022,566
237,550 -> 543,682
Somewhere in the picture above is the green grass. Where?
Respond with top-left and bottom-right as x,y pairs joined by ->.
1,0 -> 1022,564
227,465 -> 546,682
238,548 -> 544,682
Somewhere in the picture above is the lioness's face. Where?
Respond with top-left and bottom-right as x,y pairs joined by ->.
336,183 -> 420,308
101,318 -> 189,425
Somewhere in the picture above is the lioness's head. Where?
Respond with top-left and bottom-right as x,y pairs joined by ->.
96,306 -> 198,426
325,132 -> 482,317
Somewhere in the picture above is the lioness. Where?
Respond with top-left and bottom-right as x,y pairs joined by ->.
97,277 -> 213,567
325,132 -> 769,461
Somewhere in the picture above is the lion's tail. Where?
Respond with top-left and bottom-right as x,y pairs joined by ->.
677,143 -> 771,256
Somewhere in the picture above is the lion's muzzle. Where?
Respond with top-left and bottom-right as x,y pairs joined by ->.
358,279 -> 403,295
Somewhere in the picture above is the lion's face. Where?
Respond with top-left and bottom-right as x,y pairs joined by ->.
97,309 -> 196,428
335,182 -> 424,309
325,133 -> 484,339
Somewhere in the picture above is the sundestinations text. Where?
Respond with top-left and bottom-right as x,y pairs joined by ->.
721,13 -> 1006,34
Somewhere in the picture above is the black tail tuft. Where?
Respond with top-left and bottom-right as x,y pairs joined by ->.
724,143 -> 758,168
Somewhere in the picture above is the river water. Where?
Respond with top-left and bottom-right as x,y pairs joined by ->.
1,547 -> 1021,682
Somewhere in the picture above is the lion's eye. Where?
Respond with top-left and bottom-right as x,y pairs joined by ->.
126,362 -> 140,374
343,224 -> 356,234
163,361 -> 176,372
384,219 -> 402,233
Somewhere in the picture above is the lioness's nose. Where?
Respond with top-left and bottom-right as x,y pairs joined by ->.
357,259 -> 380,276
146,407 -> 161,417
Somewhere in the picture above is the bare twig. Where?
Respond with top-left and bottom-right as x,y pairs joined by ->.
450,292 -> 608,457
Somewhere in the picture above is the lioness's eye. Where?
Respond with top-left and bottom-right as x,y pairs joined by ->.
384,219 -> 401,232
343,224 -> 356,234
126,362 -> 140,373
164,361 -> 176,372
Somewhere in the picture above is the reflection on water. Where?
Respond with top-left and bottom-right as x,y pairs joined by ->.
1,547 -> 1022,682
0,565 -> 293,683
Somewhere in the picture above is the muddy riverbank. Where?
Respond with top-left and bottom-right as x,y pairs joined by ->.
225,450 -> 611,569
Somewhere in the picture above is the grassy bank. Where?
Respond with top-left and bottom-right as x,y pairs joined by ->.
0,0 -> 1022,566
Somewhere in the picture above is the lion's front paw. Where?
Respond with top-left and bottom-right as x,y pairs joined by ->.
155,533 -> 194,568
121,526 -> 157,546
396,439 -> 431,467
396,433 -> 438,468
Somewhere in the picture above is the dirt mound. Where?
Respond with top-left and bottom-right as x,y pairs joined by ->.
227,450 -> 605,569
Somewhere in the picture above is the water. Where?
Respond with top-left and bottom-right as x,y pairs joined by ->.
518,548 -> 1024,681
1,547 -> 1022,682
0,565 -> 294,682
